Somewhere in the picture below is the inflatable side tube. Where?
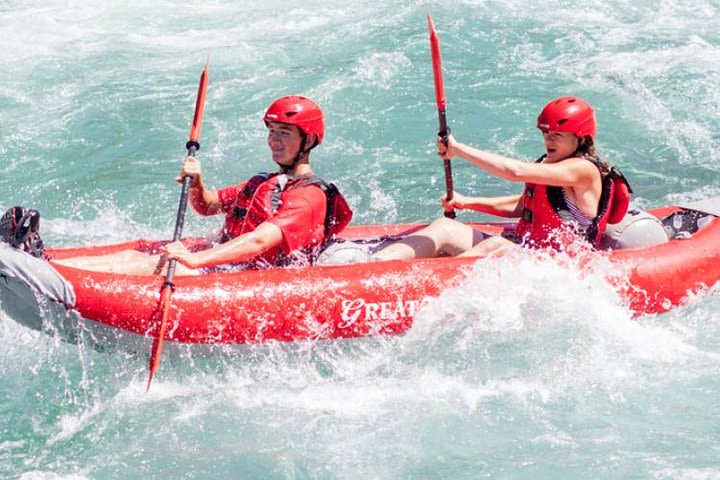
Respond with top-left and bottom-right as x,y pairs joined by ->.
679,197 -> 720,217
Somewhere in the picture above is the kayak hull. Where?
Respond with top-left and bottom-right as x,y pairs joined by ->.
48,242 -> 473,344
3,203 -> 720,347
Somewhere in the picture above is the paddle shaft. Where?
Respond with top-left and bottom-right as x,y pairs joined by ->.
165,144 -> 197,279
437,110 -> 455,219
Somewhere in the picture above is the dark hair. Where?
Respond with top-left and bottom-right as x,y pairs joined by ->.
577,138 -> 615,172
574,135 -> 595,156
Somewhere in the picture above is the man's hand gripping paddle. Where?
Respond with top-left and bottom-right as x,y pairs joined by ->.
147,58 -> 209,391
427,15 -> 455,219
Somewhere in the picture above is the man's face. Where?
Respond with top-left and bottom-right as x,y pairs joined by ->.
267,122 -> 304,166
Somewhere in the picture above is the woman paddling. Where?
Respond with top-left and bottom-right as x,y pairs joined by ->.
372,96 -> 631,261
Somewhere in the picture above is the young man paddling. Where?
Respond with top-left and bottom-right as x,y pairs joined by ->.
55,95 -> 352,275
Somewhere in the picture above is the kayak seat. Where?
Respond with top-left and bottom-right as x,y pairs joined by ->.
315,235 -> 409,265
601,208 -> 669,250
315,240 -> 376,265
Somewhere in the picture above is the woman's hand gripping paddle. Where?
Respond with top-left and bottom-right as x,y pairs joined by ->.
147,58 -> 209,391
427,15 -> 455,219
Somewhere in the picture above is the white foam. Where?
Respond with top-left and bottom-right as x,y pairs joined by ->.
352,52 -> 412,90
19,473 -> 90,480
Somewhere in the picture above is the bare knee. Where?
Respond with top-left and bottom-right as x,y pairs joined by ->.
427,217 -> 463,236
426,218 -> 477,256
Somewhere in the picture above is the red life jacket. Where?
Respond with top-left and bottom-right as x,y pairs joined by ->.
515,154 -> 632,249
222,172 -> 353,243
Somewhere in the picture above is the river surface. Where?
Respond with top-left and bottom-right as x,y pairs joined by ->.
2,0 -> 720,478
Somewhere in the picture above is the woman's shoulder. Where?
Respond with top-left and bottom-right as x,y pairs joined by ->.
565,155 -> 603,168
558,156 -> 604,184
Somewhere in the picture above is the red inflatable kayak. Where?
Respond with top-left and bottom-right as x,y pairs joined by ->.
2,201 -> 720,346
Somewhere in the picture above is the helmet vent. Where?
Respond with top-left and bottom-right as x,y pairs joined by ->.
285,111 -> 298,117
557,118 -> 568,126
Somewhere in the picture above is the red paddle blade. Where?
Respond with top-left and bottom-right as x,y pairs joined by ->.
427,14 -> 446,111
147,286 -> 173,391
188,57 -> 210,144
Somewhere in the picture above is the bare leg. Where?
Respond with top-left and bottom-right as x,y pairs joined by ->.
371,217 -> 488,261
457,235 -> 517,258
54,249 -> 199,276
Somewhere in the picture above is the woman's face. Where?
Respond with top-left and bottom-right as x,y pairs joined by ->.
541,130 -> 580,162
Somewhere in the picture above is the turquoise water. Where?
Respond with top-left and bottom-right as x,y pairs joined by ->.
3,0 -> 720,478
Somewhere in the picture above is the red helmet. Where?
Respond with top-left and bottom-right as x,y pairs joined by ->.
263,95 -> 325,145
537,96 -> 596,140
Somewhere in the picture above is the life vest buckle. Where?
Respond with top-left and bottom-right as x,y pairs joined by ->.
231,206 -> 247,219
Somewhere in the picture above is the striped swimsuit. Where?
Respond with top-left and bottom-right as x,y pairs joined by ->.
558,190 -> 595,235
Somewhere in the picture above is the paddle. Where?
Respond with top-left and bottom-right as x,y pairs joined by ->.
147,59 -> 209,391
427,14 -> 455,219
